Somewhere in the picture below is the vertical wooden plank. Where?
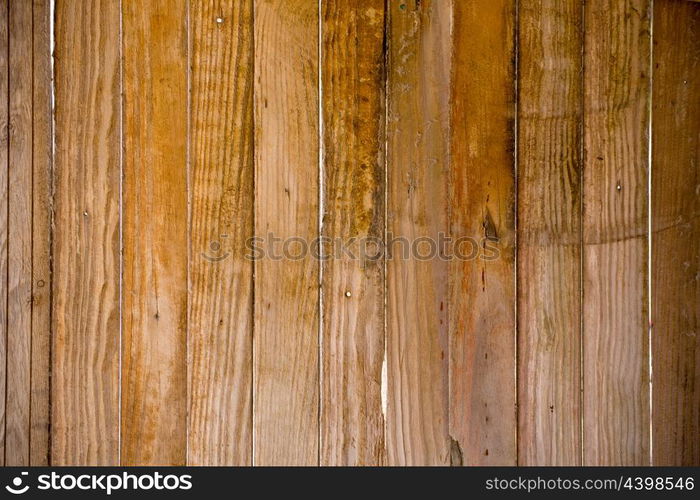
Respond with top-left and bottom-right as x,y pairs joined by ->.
52,0 -> 121,465
0,0 -> 7,466
651,0 -> 700,466
5,0 -> 33,465
583,0 -> 650,465
386,0 -> 450,465
188,0 -> 253,465
30,0 -> 52,466
449,0 -> 517,465
517,0 -> 582,465
122,0 -> 188,465
253,0 -> 319,465
320,0 -> 386,466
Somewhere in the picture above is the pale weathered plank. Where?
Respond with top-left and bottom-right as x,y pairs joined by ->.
5,0 -> 33,465
0,0 -> 10,465
122,0 -> 188,465
30,0 -> 52,466
253,0 -> 319,465
188,0 -> 254,465
386,0 -> 450,465
583,0 -> 650,465
651,0 -> 700,466
517,0 -> 582,465
449,0 -> 517,465
52,0 -> 121,465
321,0 -> 386,466
0,0 -> 8,466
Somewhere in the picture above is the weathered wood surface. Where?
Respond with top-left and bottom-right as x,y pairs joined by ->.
0,0 -> 695,467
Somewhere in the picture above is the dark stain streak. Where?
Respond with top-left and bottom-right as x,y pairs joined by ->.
450,437 -> 463,466
483,209 -> 498,242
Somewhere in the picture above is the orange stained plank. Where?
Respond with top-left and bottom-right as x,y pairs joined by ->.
122,0 -> 188,465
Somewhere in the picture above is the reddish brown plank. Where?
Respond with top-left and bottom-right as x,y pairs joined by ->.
517,0 -> 583,465
449,0 -> 517,465
651,0 -> 700,466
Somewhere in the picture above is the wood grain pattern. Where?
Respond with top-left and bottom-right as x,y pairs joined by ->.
30,0 -> 52,466
651,0 -> 700,466
52,0 -> 121,465
583,0 -> 650,465
188,0 -> 254,466
122,0 -> 188,465
253,0 -> 320,465
0,0 -> 7,467
5,0 -> 33,465
449,0 -> 517,465
320,0 -> 386,466
386,0 -> 450,466
517,0 -> 582,465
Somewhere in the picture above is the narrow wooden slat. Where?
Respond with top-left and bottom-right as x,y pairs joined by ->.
52,0 -> 121,465
449,0 -> 517,465
253,0 -> 319,465
122,0 -> 188,465
321,0 -> 386,466
5,0 -> 33,465
651,0 -> 700,466
517,0 -> 582,465
0,0 -> 7,466
30,0 -> 52,466
386,0 -> 450,465
583,0 -> 650,465
188,0 -> 254,465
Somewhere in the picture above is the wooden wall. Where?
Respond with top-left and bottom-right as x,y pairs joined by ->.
0,0 -> 697,466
